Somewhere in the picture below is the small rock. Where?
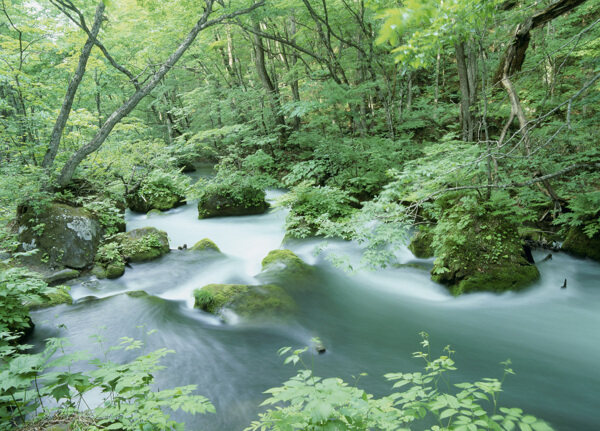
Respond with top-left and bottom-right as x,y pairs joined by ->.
44,268 -> 80,284
190,238 -> 220,252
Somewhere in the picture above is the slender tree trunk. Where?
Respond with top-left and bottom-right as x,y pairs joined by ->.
455,41 -> 473,141
43,1 -> 105,169
251,20 -> 287,141
57,0 -> 265,186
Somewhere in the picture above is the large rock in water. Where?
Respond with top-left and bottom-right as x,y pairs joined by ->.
408,228 -> 435,258
193,283 -> 295,321
561,226 -> 600,262
431,209 -> 539,295
17,203 -> 102,269
261,249 -> 312,277
117,227 -> 170,262
126,189 -> 186,213
197,182 -> 269,218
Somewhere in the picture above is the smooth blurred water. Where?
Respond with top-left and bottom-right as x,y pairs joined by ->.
30,191 -> 600,430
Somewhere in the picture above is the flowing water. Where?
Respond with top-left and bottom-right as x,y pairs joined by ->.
30,176 -> 600,430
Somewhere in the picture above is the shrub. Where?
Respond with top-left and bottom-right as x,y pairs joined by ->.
247,334 -> 554,431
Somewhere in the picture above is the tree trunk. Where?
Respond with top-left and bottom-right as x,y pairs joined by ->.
455,41 -> 474,141
57,0 -> 265,186
43,1 -> 105,169
251,21 -> 287,141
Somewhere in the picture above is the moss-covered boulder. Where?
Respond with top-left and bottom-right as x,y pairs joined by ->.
127,190 -> 185,213
43,268 -> 80,284
561,227 -> 600,262
126,170 -> 188,213
408,228 -> 435,258
261,249 -> 311,277
118,227 -> 170,262
190,238 -> 221,252
92,227 -> 169,278
431,200 -> 539,295
193,283 -> 295,320
93,242 -> 126,279
197,180 -> 269,219
17,202 -> 102,269
28,285 -> 73,309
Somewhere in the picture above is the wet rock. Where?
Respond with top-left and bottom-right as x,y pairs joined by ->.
44,268 -> 80,284
314,340 -> 326,354
408,228 -> 435,258
197,181 -> 269,219
261,249 -> 311,276
431,208 -> 539,295
17,203 -> 102,269
561,227 -> 600,262
190,238 -> 220,252
126,290 -> 149,298
126,172 -> 187,213
193,283 -> 295,321
28,285 -> 73,309
118,227 -> 170,262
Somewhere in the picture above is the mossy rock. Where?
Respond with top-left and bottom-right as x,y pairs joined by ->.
105,261 -> 126,279
408,228 -> 434,258
450,264 -> 540,295
43,268 -> 80,284
193,283 -> 295,320
93,242 -> 126,279
561,227 -> 600,262
118,227 -> 170,262
190,238 -> 221,252
197,182 -> 269,219
431,206 -> 539,294
126,290 -> 149,298
17,202 -> 102,269
28,285 -> 73,309
147,209 -> 163,216
91,265 -> 108,279
261,249 -> 312,278
127,188 -> 186,213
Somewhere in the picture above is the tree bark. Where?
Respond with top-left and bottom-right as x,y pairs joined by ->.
251,20 -> 287,141
455,42 -> 473,141
57,0 -> 265,186
42,1 -> 105,169
493,0 -> 588,85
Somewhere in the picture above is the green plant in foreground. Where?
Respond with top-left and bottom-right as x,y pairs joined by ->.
0,335 -> 214,431
247,333 -> 553,431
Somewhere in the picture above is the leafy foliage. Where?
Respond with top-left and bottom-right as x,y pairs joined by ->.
0,335 -> 214,431
247,334 -> 553,431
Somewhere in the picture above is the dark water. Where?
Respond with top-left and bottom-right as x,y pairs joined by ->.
30,189 -> 600,430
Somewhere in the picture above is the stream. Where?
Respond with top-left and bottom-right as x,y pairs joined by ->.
30,174 -> 600,430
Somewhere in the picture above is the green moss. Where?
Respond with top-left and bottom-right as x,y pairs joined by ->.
126,290 -> 149,298
408,228 -> 434,258
193,283 -> 295,319
118,227 -> 170,262
29,285 -> 73,309
190,238 -> 221,252
91,265 -> 107,279
432,202 -> 539,294
561,227 -> 600,262
261,249 -> 311,276
197,182 -> 269,219
106,261 -> 125,279
126,170 -> 188,213
44,268 -> 80,284
452,264 -> 540,295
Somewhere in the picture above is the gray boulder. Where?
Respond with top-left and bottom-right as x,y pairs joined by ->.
18,203 -> 102,269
